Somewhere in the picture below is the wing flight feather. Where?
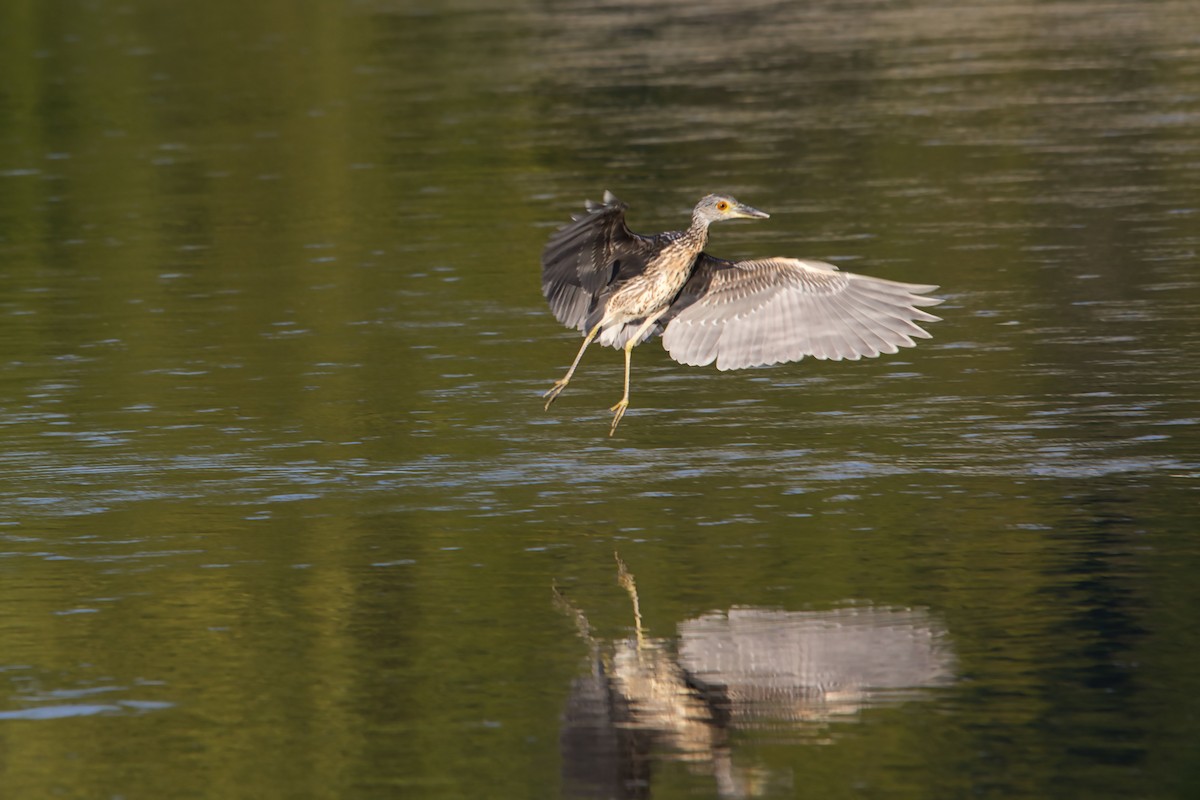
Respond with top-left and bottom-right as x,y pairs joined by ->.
661,256 -> 943,371
541,192 -> 656,332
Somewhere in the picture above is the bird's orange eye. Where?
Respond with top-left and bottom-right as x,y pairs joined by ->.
716,200 -> 730,212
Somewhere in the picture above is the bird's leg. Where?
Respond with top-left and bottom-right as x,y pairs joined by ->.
608,311 -> 666,436
543,322 -> 601,410
608,342 -> 634,436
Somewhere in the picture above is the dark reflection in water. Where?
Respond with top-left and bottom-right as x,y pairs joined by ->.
558,557 -> 955,799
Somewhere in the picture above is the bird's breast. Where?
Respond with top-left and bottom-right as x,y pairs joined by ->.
607,242 -> 697,321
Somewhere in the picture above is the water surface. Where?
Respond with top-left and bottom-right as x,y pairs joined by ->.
1,1 -> 1198,798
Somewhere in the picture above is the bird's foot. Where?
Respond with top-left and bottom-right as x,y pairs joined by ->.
543,379 -> 569,410
608,398 -> 629,436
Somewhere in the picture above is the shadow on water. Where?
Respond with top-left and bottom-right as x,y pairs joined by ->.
556,556 -> 956,799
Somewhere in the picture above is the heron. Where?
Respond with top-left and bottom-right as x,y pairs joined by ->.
541,192 -> 943,435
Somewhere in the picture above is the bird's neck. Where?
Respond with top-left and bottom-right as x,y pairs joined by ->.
682,215 -> 712,253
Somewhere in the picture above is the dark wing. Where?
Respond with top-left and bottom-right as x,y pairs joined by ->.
541,191 -> 657,332
660,255 -> 943,371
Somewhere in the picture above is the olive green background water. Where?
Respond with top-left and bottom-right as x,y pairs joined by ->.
1,1 -> 1198,798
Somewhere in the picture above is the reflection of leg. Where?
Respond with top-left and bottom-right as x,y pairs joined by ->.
615,552 -> 644,649
552,583 -> 597,650
544,322 -> 602,410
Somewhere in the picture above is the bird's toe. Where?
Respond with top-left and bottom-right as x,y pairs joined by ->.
608,399 -> 629,436
543,379 -> 570,410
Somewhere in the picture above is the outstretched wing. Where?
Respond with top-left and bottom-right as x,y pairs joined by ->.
661,255 -> 943,371
541,191 -> 657,332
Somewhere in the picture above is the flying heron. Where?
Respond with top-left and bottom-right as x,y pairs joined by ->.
541,192 -> 943,435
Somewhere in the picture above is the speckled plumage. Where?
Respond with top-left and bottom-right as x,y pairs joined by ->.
539,192 -> 943,434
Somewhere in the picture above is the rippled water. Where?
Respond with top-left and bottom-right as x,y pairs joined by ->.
2,0 -> 1198,797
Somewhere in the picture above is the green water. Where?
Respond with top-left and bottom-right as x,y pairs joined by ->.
2,1 -> 1198,798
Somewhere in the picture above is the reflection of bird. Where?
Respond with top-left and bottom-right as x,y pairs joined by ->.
555,556 -> 957,799
541,192 -> 944,434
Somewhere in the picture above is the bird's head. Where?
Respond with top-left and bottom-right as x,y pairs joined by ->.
693,194 -> 770,226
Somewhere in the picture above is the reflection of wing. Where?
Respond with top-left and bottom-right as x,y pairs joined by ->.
677,606 -> 956,719
560,671 -> 647,798
662,255 -> 943,371
541,192 -> 658,332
